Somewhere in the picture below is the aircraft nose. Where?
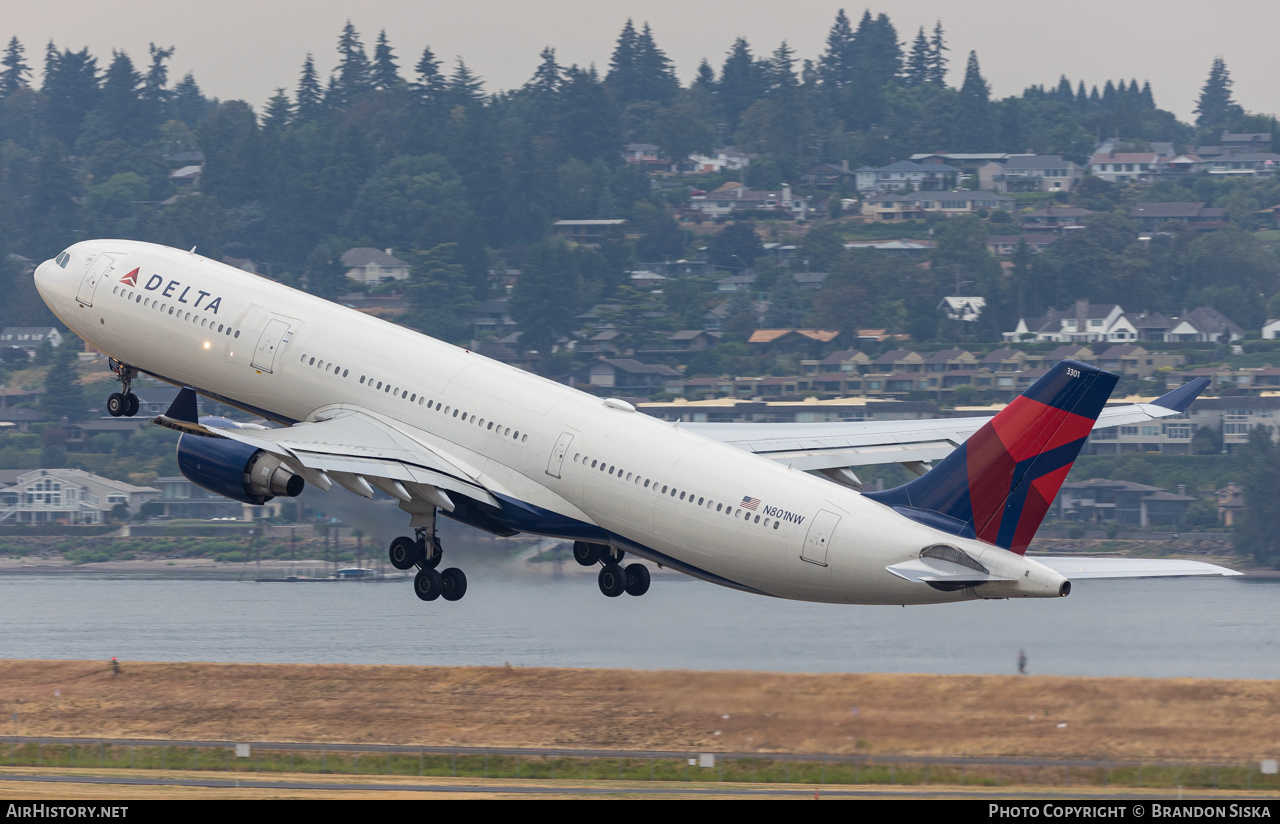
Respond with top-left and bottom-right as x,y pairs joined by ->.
33,257 -> 55,298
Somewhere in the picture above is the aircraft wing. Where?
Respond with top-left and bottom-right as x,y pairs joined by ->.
683,378 -> 1209,474
154,388 -> 496,509
1031,556 -> 1243,578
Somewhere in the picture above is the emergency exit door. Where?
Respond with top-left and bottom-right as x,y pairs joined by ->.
545,431 -> 575,479
801,509 -> 842,566
76,254 -> 116,307
252,318 -> 291,372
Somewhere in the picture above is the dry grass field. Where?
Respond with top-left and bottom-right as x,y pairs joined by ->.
2,660 -> 1278,761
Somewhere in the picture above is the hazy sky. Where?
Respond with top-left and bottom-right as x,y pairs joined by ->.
7,1 -> 1276,124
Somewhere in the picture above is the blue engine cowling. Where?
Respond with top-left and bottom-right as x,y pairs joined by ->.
176,433 -> 305,506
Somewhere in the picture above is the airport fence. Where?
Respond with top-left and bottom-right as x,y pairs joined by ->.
1,736 -> 1278,791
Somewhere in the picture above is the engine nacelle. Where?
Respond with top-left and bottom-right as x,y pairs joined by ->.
176,433 -> 304,505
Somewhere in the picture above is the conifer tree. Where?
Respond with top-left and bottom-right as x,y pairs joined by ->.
718,37 -> 764,131
693,59 -> 715,91
169,72 -> 211,128
1195,56 -> 1239,129
765,41 -> 798,96
262,88 -> 293,131
296,54 -> 323,119
904,27 -> 929,86
632,23 -> 678,103
926,21 -> 948,84
527,46 -> 561,97
447,58 -> 484,107
861,12 -> 903,86
0,37 -> 30,96
955,51 -> 993,148
605,19 -> 638,99
42,44 -> 100,148
413,46 -> 446,104
141,44 -> 174,131
333,21 -> 372,102
371,29 -> 400,91
818,9 -> 856,89
1140,80 -> 1155,109
1055,75 -> 1073,102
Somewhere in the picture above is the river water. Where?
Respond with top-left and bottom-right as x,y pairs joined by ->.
0,569 -> 1275,678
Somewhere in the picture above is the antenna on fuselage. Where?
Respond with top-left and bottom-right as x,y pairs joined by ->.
189,246 -> 197,256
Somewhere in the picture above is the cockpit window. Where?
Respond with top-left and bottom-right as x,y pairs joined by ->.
55,251 -> 71,268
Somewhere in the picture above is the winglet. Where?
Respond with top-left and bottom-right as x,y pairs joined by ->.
1150,377 -> 1210,412
164,387 -> 200,423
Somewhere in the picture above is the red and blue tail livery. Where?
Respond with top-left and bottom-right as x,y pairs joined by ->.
865,360 -> 1117,555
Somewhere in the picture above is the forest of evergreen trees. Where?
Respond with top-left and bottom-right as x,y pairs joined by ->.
0,10 -> 1278,350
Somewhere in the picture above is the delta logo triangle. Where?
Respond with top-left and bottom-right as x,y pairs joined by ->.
120,268 -> 139,287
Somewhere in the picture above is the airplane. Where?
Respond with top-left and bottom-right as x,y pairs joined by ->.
33,240 -> 1238,606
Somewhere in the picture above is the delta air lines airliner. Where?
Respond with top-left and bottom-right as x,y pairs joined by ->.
34,240 -> 1238,605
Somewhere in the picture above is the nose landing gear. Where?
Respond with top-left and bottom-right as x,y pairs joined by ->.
106,359 -> 140,417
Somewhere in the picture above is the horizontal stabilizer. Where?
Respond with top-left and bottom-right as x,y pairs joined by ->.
1151,377 -> 1211,412
1032,556 -> 1242,579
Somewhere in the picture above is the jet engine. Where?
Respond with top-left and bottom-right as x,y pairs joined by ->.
176,433 -> 304,505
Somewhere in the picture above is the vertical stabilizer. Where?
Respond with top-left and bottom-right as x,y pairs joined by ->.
864,360 -> 1117,554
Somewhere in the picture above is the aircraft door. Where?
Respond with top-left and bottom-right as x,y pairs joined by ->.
801,509 -> 842,566
545,431 -> 575,479
76,254 -> 117,307
252,318 -> 291,373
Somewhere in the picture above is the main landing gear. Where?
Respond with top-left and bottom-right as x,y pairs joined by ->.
390,523 -> 467,603
573,541 -> 650,598
106,359 -> 140,417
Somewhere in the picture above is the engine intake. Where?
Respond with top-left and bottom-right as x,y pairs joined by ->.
177,433 -> 304,505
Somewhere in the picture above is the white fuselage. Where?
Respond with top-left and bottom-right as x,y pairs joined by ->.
35,240 -> 1066,605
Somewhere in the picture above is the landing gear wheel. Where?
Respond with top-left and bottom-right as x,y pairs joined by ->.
107,393 -> 126,417
573,541 -> 602,566
388,536 -> 422,570
598,563 -> 627,598
123,392 -> 140,417
413,567 -> 444,601
441,567 -> 468,601
624,563 -> 650,597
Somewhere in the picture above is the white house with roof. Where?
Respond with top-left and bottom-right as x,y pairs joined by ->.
341,248 -> 411,284
687,183 -> 815,219
978,155 -> 1083,192
861,190 -> 1015,221
687,148 -> 751,174
1003,301 -> 1137,343
854,161 -> 961,193
1203,152 -> 1280,177
1006,303 -> 1243,344
1088,152 -> 1159,183
0,327 -> 64,355
0,468 -> 158,525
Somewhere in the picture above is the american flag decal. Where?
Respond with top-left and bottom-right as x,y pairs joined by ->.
741,496 -> 761,511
